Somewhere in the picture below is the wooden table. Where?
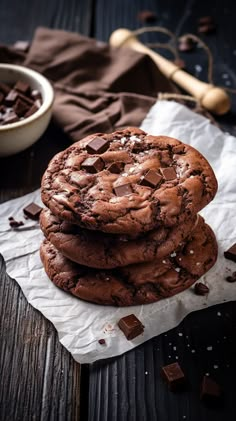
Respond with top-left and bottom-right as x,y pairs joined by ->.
0,1 -> 236,420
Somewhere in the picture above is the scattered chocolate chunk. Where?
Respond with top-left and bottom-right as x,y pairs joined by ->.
114,183 -> 133,197
4,90 -> 18,106
13,40 -> 30,52
160,167 -> 176,180
8,217 -> 24,228
194,282 -> 209,295
198,23 -> 216,34
118,314 -> 144,340
198,16 -> 214,25
161,362 -> 186,391
200,376 -> 222,405
140,170 -> 162,188
81,156 -> 104,173
0,82 -> 11,95
178,35 -> 196,52
137,10 -> 157,23
225,271 -> 236,283
107,162 -> 124,174
98,338 -> 106,345
23,202 -> 42,220
86,137 -> 110,154
224,243 -> 236,262
14,80 -> 30,95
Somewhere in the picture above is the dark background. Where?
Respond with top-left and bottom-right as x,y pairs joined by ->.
0,1 -> 236,420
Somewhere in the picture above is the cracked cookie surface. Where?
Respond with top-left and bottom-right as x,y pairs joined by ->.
40,216 -> 217,306
41,127 -> 217,236
40,207 -> 197,269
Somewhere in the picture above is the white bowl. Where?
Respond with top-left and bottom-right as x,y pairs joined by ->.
0,63 -> 54,157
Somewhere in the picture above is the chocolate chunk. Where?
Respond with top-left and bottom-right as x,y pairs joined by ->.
86,137 -> 109,154
225,271 -> 236,283
160,167 -> 176,180
118,314 -> 144,340
4,90 -> 18,106
24,104 -> 39,118
161,362 -> 186,391
114,183 -> 133,197
18,92 -> 34,106
2,112 -> 19,125
23,202 -> 42,220
198,16 -> 214,25
198,23 -> 216,34
194,282 -> 209,295
178,36 -> 196,52
98,339 -> 106,345
9,217 -> 24,228
200,376 -> 222,405
14,80 -> 30,95
224,243 -> 236,262
137,10 -> 157,23
13,40 -> 30,52
107,162 -> 124,174
13,98 -> 30,117
0,82 -> 11,95
140,170 -> 162,188
81,157 -> 104,173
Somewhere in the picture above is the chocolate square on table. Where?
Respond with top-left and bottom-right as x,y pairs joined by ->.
200,376 -> 222,406
23,202 -> 42,220
86,137 -> 110,154
160,167 -> 177,181
81,157 -> 104,173
224,243 -> 236,262
114,183 -> 133,197
118,314 -> 144,340
140,170 -> 162,188
161,362 -> 186,391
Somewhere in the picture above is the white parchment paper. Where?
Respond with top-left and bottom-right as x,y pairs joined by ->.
1,100 -> 236,364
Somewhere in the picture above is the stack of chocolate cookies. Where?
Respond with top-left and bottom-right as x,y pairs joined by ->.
40,127 -> 218,306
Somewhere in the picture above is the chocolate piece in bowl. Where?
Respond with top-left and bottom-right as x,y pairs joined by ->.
161,362 -> 186,391
41,127 -> 218,236
118,314 -> 144,340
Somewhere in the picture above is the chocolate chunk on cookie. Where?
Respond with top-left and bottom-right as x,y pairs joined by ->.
40,218 -> 217,306
41,127 -> 217,236
40,208 -> 198,269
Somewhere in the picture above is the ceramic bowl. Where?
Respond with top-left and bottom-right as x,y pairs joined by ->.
0,63 -> 54,157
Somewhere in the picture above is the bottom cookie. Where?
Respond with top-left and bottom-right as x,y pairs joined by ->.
40,217 -> 217,306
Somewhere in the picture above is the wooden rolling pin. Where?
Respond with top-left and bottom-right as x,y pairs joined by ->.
109,28 -> 230,115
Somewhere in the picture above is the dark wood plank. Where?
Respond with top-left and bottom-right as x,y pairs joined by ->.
0,254 -> 81,420
0,0 -> 93,44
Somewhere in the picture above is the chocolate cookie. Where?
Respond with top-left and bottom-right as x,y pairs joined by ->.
40,217 -> 218,306
41,127 -> 217,236
40,207 -> 198,269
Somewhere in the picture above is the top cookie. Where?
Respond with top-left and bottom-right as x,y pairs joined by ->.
41,127 -> 217,235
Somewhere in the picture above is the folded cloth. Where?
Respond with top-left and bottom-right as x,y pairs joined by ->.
0,27 -> 176,141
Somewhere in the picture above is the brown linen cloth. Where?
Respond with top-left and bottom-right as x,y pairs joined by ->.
0,27 -> 176,141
